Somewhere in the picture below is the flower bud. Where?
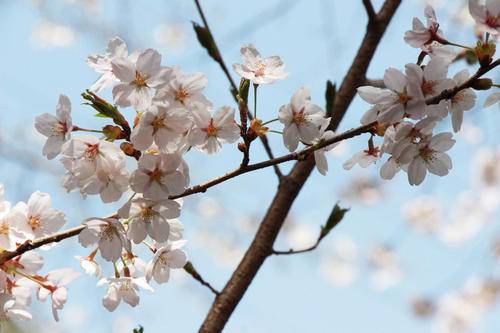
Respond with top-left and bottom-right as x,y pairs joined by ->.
237,142 -> 246,152
120,142 -> 141,159
472,78 -> 493,90
103,125 -> 125,141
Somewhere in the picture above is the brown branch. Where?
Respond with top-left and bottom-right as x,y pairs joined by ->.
273,238 -> 321,256
198,1 -> 402,332
168,121 -> 376,200
362,0 -> 377,22
184,261 -> 220,296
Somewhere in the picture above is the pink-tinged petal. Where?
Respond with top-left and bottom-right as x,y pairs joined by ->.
112,83 -> 134,108
453,69 -> 470,85
86,54 -> 109,72
130,86 -> 153,111
380,158 -> 401,180
131,123 -> 154,151
484,91 -> 500,107
162,171 -> 187,195
28,191 -> 51,216
106,36 -> 127,59
34,113 -> 58,136
469,0 -> 486,21
198,136 -> 221,155
487,0 -> 500,16
232,63 -> 253,79
378,103 -> 404,123
56,94 -> 71,121
111,58 -> 136,82
99,233 -> 123,262
137,49 -> 162,75
128,219 -> 148,244
153,265 -> 170,284
426,155 -> 450,176
167,249 -> 188,268
291,87 -> 311,112
278,104 -> 293,125
451,109 -> 464,132
102,287 -> 120,312
408,158 -> 427,185
384,68 -> 407,92
213,106 -> 235,127
424,57 -> 448,82
405,63 -> 424,86
360,105 -> 379,125
149,219 -> 170,243
42,135 -> 64,160
429,132 -> 455,151
314,150 -> 328,176
357,86 -> 383,104
90,72 -> 116,92
183,72 -> 208,92
100,184 -> 123,203
283,124 -> 299,152
240,43 -> 261,68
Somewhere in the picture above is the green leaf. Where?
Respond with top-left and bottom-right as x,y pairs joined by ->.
320,203 -> 349,239
192,21 -> 220,62
94,113 -> 111,118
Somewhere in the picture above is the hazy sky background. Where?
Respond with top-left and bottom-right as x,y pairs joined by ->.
1,0 -> 500,332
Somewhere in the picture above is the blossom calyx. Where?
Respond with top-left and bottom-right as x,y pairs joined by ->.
247,119 -> 269,141
475,39 -> 496,67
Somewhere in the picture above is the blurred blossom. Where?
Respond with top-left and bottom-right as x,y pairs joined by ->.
319,259 -> 357,287
417,0 -> 446,9
153,23 -> 187,53
341,174 -> 383,205
458,123 -> 484,144
62,0 -> 101,13
331,235 -> 357,261
368,244 -> 402,290
285,222 -> 316,249
434,278 -> 500,333
197,197 -> 221,220
411,296 -> 436,318
234,216 -> 258,235
112,315 -> 135,333
403,196 -> 442,233
194,230 -> 243,268
439,191 -> 493,245
30,20 -> 76,49
472,147 -> 500,188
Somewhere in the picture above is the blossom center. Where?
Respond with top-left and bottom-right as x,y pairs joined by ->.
202,118 -> 218,137
51,122 -> 67,136
292,107 -> 307,125
85,144 -> 99,161
28,214 -> 41,231
421,79 -> 436,96
140,206 -> 156,224
119,280 -> 133,291
253,63 -> 266,77
100,224 -> 116,241
419,145 -> 435,162
396,91 -> 411,106
131,71 -> 149,87
0,221 -> 9,235
152,116 -> 166,134
174,86 -> 190,103
148,168 -> 164,183
486,12 -> 500,29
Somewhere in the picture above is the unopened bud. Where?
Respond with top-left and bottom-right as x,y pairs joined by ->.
103,125 -> 125,141
120,142 -> 141,159
238,142 -> 246,152
475,40 -> 496,67
472,78 -> 493,90
247,118 -> 269,141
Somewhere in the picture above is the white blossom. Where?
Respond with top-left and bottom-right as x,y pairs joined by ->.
97,276 -> 153,312
145,240 -> 187,284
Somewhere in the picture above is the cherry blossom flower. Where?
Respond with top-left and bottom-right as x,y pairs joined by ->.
278,87 -> 330,152
399,132 -> 455,185
112,48 -> 170,110
343,147 -> 380,170
86,36 -> 128,92
446,69 -> 476,132
154,66 -> 212,109
405,57 -> 453,99
189,104 -> 240,155
469,0 -> 500,35
97,276 -> 153,312
34,94 -> 72,160
75,254 -> 103,279
313,130 -> 338,176
78,154 -> 129,203
358,67 -> 425,123
145,240 -> 187,284
404,5 -> 444,48
130,152 -> 189,199
78,218 -> 131,262
131,101 -> 192,152
232,43 -> 290,84
0,294 -> 32,321
118,198 -> 181,244
10,191 -> 66,240
37,268 -> 81,321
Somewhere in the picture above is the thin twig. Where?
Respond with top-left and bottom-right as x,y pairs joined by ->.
273,238 -> 321,255
362,0 -> 377,22
193,0 -> 283,180
184,261 -> 220,296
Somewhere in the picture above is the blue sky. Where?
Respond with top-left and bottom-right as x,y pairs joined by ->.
2,0 -> 500,332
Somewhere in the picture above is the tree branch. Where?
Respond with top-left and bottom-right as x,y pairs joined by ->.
198,1 -> 402,332
184,261 -> 220,296
362,0 -> 377,22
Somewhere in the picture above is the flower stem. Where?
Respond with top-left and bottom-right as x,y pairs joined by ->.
261,118 -> 279,126
253,83 -> 258,119
72,126 -> 103,133
268,130 -> 283,135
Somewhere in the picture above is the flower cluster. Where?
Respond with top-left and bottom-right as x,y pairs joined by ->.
0,184 -> 80,322
343,4 -> 497,185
